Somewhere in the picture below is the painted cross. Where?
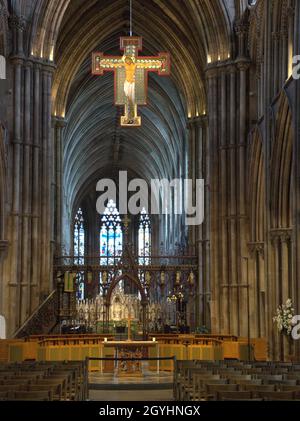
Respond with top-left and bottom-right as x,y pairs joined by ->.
92,37 -> 170,127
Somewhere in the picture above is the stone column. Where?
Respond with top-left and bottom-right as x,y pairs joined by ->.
248,242 -> 265,339
5,14 -> 26,333
256,60 -> 263,118
30,61 -> 42,312
228,63 -> 239,335
5,54 -> 55,335
219,66 -> 229,333
280,231 -> 292,360
293,0 -> 300,360
40,63 -> 55,297
272,32 -> 280,95
257,244 -> 266,338
205,65 -> 220,333
20,60 -> 33,323
287,4 -> 295,78
0,241 -> 8,264
262,0 -> 275,359
235,16 -> 252,338
234,18 -> 248,59
53,117 -> 67,256
187,119 -> 196,248
198,116 -> 210,329
8,55 -> 23,330
189,116 -> 209,328
237,59 -> 250,337
280,28 -> 288,85
269,231 -> 281,360
0,241 -> 8,320
205,56 -> 252,337
269,229 -> 292,361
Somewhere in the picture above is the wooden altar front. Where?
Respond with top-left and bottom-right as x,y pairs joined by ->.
104,340 -> 158,376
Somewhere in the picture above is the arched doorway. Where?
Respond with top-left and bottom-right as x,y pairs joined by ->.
104,273 -> 148,339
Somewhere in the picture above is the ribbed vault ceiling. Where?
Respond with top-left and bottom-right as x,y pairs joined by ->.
35,0 -> 233,212
64,59 -> 187,210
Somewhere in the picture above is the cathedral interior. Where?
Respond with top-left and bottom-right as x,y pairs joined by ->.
0,0 -> 300,403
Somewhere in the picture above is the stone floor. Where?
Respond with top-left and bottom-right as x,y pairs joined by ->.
89,389 -> 174,401
89,370 -> 173,386
89,370 -> 174,401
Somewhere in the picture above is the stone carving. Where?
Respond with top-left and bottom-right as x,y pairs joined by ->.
15,291 -> 58,338
76,285 -> 142,327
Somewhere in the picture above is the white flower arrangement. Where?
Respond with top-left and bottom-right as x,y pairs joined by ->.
273,298 -> 295,336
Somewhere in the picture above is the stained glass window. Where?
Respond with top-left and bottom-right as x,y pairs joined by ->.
100,200 -> 123,266
139,208 -> 151,265
74,208 -> 85,300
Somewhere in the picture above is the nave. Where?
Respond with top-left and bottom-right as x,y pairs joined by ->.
0,0 -> 300,404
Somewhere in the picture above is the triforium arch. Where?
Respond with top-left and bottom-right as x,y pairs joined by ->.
104,273 -> 148,338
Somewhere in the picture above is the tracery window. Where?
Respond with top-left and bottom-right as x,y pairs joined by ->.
138,208 -> 151,265
100,199 -> 123,265
74,208 -> 85,300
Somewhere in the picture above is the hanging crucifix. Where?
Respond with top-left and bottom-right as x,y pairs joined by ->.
92,37 -> 170,127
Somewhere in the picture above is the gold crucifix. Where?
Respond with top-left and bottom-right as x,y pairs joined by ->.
92,37 -> 170,127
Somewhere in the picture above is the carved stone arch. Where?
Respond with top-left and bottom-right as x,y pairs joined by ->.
105,272 -> 148,338
271,0 -> 289,34
27,0 -> 71,59
105,273 -> 147,305
248,0 -> 264,70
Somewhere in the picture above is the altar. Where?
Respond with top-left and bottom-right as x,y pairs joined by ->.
103,340 -> 158,376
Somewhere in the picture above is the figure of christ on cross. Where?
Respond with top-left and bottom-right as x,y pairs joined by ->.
92,37 -> 170,127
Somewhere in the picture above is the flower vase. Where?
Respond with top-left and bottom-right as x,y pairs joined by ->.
283,332 -> 293,361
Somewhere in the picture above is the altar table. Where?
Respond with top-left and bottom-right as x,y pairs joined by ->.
103,340 -> 158,375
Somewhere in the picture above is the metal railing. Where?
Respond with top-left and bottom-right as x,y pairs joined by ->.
86,355 -> 176,398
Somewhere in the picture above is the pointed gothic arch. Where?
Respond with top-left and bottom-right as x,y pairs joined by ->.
247,126 -> 266,338
268,91 -> 295,360
104,272 -> 148,338
138,208 -> 151,265
73,207 -> 86,299
105,273 -> 147,305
